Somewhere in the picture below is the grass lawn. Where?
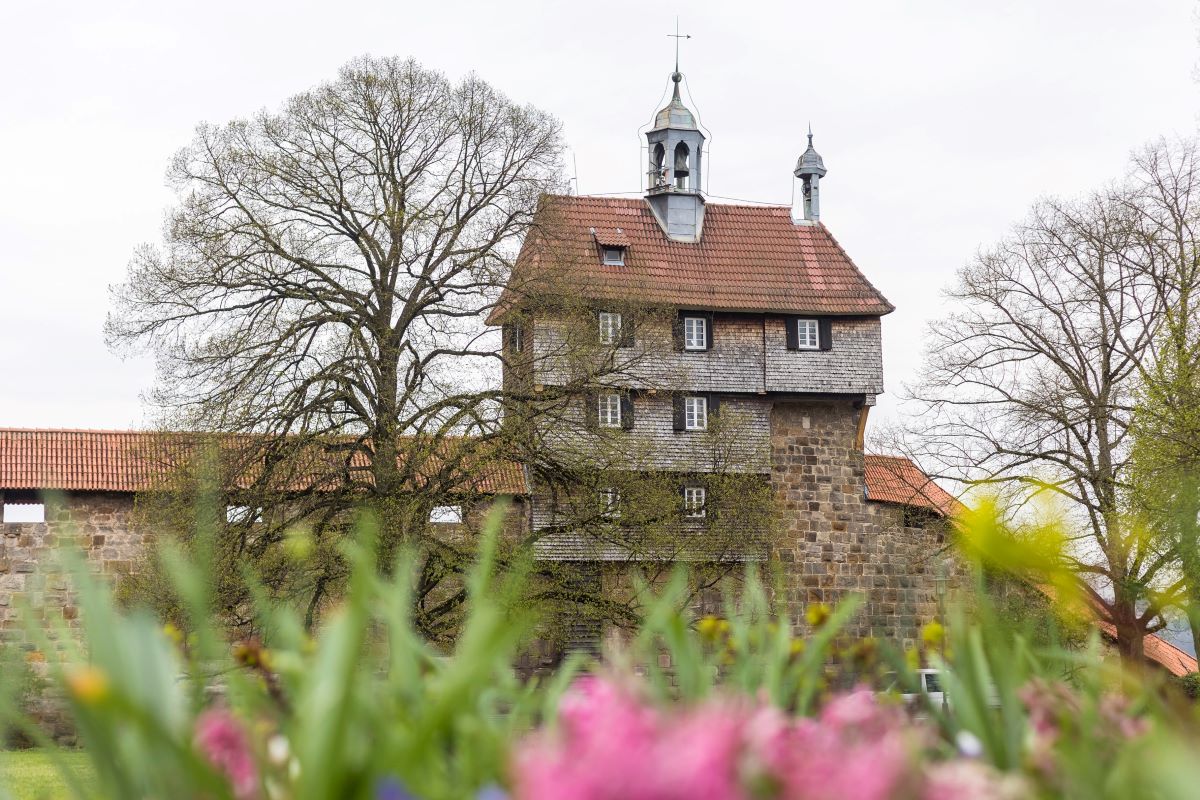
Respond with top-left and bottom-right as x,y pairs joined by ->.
0,750 -> 91,800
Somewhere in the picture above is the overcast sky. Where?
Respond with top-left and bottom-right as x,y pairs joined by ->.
2,0 -> 1198,433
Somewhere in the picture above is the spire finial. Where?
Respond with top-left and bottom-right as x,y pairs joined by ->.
668,17 -> 690,84
807,122 -> 813,146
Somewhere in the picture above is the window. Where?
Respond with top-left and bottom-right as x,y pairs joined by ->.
683,486 -> 706,518
683,316 -> 707,350
795,318 -> 820,350
2,503 -> 44,524
602,247 -> 625,266
598,393 -> 622,428
599,488 -> 621,519
511,325 -> 524,352
225,505 -> 262,524
429,505 -> 464,524
684,396 -> 708,431
598,312 -> 622,344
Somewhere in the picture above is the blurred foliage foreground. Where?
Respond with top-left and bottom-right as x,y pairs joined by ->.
3,504 -> 1200,799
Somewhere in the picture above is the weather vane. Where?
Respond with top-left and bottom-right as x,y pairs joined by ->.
668,17 -> 691,75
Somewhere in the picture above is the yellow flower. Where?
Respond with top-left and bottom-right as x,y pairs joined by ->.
805,603 -> 831,629
696,615 -> 730,642
921,620 -> 945,649
67,666 -> 110,705
162,623 -> 184,645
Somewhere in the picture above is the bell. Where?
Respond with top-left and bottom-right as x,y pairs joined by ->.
673,149 -> 690,175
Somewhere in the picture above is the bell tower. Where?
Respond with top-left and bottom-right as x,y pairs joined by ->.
645,69 -> 706,242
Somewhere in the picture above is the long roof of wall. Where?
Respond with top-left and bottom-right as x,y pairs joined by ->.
0,428 -> 527,496
488,196 -> 894,323
0,429 -> 955,516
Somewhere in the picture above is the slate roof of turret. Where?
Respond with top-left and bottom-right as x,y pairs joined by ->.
488,195 -> 893,323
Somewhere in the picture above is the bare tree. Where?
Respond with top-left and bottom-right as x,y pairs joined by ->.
108,56 -> 778,641
108,56 -> 568,635
905,143 -> 1200,660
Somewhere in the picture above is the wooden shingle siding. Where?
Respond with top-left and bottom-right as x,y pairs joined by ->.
538,394 -> 772,475
530,314 -> 883,396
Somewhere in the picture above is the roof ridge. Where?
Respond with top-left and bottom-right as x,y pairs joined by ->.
0,427 -> 152,435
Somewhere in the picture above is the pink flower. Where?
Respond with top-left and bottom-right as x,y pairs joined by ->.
512,678 -> 923,800
195,709 -> 259,800
923,761 -> 1027,800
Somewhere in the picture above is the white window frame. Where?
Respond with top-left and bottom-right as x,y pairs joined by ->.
598,393 -> 622,428
599,487 -> 621,519
684,396 -> 708,431
796,318 -> 820,350
1,503 -> 45,524
683,316 -> 707,350
683,486 -> 707,518
602,247 -> 625,266
429,505 -> 464,524
598,312 -> 622,345
511,325 -> 524,352
225,505 -> 263,524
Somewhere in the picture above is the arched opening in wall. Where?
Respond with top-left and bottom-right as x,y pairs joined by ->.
650,142 -> 666,188
673,142 -> 690,190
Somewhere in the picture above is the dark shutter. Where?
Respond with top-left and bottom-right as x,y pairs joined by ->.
620,394 -> 634,430
672,395 -> 686,431
584,392 -> 599,429
593,309 -> 602,342
502,323 -> 512,351
785,316 -> 799,350
619,314 -> 635,348
708,394 -> 721,420
704,312 -> 715,351
672,312 -> 685,351
818,318 -> 833,351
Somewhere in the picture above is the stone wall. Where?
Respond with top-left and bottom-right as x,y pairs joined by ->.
0,491 -> 148,743
770,400 -> 949,648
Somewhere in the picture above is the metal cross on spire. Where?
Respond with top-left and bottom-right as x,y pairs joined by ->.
668,17 -> 691,76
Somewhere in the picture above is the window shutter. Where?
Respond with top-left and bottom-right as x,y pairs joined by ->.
708,394 -> 722,420
672,395 -> 686,431
502,323 -> 512,351
584,392 -> 599,429
785,317 -> 799,350
704,312 -> 715,351
672,313 -> 685,351
818,318 -> 833,351
593,309 -> 602,341
619,315 -> 635,348
620,394 -> 634,430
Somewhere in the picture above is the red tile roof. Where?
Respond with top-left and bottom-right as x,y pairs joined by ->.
489,195 -> 893,323
1096,621 -> 1198,677
863,454 -> 962,517
0,429 -> 526,496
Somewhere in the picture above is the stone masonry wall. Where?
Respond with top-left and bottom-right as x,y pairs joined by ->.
770,400 -> 948,648
0,491 -> 148,743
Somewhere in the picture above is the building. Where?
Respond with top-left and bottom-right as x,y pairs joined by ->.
0,67 -> 969,665
487,66 -> 959,647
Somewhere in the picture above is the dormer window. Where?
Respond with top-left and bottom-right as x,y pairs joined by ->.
602,246 -> 625,266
